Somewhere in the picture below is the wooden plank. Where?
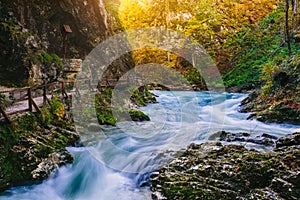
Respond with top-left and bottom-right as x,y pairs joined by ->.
13,97 -> 29,103
6,109 -> 29,116
0,86 -> 30,94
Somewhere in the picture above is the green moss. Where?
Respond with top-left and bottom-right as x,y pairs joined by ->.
35,144 -> 52,157
97,109 -> 116,126
95,87 -> 152,125
30,50 -> 64,70
129,109 -> 150,121
0,96 -> 78,192
151,141 -> 300,199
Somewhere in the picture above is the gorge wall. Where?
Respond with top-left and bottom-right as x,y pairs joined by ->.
0,0 -> 133,85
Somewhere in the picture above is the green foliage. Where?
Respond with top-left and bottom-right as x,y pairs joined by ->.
119,0 -> 277,87
0,18 -> 29,44
13,113 -> 39,132
0,94 -> 8,110
0,126 -> 18,150
40,107 -> 52,125
129,87 -> 147,106
38,96 -> 66,125
223,7 -> 300,90
95,88 -> 116,125
261,62 -> 280,96
49,96 -> 65,123
182,67 -> 203,85
30,50 -> 63,69
97,108 -> 116,126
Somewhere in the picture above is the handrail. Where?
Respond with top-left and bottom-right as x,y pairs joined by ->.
0,78 -> 145,123
0,80 -> 77,122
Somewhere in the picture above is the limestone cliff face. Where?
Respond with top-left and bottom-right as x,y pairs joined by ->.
0,0 -> 133,85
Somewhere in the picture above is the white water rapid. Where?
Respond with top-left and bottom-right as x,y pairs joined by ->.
1,91 -> 299,200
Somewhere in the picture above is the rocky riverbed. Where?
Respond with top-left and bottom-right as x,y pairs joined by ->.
0,113 -> 79,192
239,57 -> 300,125
0,85 -> 155,193
151,131 -> 300,200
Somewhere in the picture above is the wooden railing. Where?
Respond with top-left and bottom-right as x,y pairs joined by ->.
0,77 -> 144,123
0,80 -> 78,123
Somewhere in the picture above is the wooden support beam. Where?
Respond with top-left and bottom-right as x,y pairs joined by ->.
61,82 -> 68,98
45,95 -> 52,107
31,98 -> 41,114
28,88 -> 32,112
43,85 -> 47,106
75,83 -> 80,96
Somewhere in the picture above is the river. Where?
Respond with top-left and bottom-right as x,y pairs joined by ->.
1,91 -> 299,200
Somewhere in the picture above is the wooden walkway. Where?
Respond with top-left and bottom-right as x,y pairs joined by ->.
0,81 -> 74,123
0,78 -> 144,123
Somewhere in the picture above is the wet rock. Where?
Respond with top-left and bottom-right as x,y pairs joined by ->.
63,59 -> 82,80
208,130 -> 277,146
275,132 -> 300,149
31,149 -> 73,180
87,123 -> 103,132
151,132 -> 300,200
129,109 -> 150,121
270,177 -> 300,200
240,90 -> 259,113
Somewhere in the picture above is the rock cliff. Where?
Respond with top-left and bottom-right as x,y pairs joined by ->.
0,0 -> 133,85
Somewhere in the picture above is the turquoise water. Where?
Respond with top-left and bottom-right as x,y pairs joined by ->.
1,91 -> 299,200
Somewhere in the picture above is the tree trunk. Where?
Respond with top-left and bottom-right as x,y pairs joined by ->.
286,0 -> 292,55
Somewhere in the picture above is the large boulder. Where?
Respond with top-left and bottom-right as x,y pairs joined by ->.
151,132 -> 300,200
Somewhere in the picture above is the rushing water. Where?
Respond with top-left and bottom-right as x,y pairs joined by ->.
1,91 -> 299,200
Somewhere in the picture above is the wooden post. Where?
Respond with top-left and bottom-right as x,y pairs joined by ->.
61,25 -> 72,59
43,85 -> 47,106
28,88 -> 32,112
75,82 -> 80,96
89,79 -> 93,91
61,81 -> 68,98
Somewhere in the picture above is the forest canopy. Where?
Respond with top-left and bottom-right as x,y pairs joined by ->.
117,0 -> 278,86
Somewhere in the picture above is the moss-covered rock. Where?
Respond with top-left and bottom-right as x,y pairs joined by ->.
129,109 -> 150,121
95,87 -> 155,126
240,56 -> 300,124
151,132 -> 300,200
0,98 -> 79,192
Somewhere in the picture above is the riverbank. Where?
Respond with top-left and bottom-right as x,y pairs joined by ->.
151,131 -> 300,200
0,106 -> 79,192
239,55 -> 300,125
1,90 -> 298,199
0,86 -> 155,193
